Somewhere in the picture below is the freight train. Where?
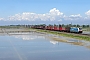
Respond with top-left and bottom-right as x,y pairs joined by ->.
31,25 -> 83,33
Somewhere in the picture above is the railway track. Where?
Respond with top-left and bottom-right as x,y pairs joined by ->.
81,34 -> 90,36
67,32 -> 90,36
55,31 -> 90,37
61,30 -> 90,36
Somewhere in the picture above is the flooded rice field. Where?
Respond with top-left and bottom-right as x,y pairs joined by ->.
0,31 -> 90,60
83,31 -> 90,34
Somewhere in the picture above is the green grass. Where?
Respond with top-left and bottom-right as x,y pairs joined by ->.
33,29 -> 90,41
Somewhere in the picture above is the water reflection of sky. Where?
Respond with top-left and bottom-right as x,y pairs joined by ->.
10,32 -> 90,49
0,32 -> 90,60
11,34 -> 60,45
12,35 -> 45,40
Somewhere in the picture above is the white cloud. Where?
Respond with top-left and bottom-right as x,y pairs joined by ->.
8,8 -> 64,21
69,14 -> 82,18
0,18 -> 4,20
0,8 -> 90,22
85,10 -> 90,19
64,14 -> 82,20
49,8 -> 63,16
8,12 -> 38,21
85,10 -> 90,16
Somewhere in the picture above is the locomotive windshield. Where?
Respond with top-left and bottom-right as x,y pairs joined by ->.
79,28 -> 82,30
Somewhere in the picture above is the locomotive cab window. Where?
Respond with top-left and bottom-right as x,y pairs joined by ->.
79,28 -> 82,30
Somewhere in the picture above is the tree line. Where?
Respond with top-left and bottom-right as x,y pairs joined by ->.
39,24 -> 90,28
8,24 -> 90,28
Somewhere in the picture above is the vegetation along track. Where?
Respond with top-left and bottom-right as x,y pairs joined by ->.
34,29 -> 90,41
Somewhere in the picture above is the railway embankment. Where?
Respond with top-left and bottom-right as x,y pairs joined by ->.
0,28 -> 90,41
30,29 -> 90,41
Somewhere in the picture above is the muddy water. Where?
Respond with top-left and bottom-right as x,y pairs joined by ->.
0,32 -> 90,60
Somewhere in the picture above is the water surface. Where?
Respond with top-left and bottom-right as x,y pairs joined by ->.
0,32 -> 90,60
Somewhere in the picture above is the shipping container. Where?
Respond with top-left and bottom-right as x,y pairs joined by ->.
50,26 -> 54,30
54,26 -> 59,31
65,27 -> 70,32
59,27 -> 65,32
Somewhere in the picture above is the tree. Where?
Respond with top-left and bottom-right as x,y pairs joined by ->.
73,25 -> 77,27
82,25 -> 86,28
62,24 -> 65,27
77,24 -> 80,27
68,24 -> 72,27
86,25 -> 89,28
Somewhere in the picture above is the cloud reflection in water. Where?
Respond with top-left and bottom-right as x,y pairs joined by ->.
13,34 -> 45,40
50,41 -> 58,45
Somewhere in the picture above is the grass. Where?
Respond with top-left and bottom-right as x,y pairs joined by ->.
32,29 -> 90,41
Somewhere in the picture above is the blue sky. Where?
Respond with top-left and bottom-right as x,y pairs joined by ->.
0,0 -> 90,25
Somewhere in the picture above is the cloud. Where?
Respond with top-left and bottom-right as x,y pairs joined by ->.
85,10 -> 90,19
49,8 -> 63,16
8,8 -> 64,21
0,8 -> 90,24
0,18 -> 4,20
85,10 -> 90,16
64,14 -> 82,20
8,13 -> 37,21
8,8 -> 77,22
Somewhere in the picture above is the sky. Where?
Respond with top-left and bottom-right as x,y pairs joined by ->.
0,0 -> 90,25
